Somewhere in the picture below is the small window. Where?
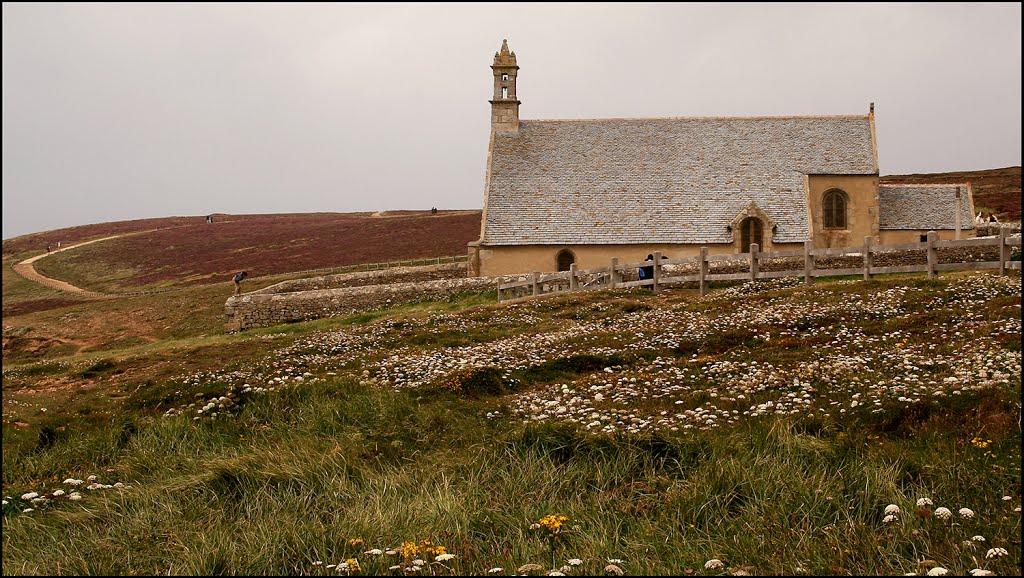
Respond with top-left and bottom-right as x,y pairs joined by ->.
920,234 -> 928,243
501,86 -> 508,99
556,249 -> 575,271
501,73 -> 508,81
823,189 -> 848,229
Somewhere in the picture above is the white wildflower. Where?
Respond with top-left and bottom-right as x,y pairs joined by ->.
926,568 -> 948,576
488,569 -> 504,574
934,507 -> 953,520
568,559 -> 584,566
883,514 -> 899,524
20,492 -> 38,501
884,504 -> 901,516
968,570 -> 996,576
705,559 -> 726,570
985,547 -> 1008,559
389,565 -> 401,571
971,535 -> 986,542
604,564 -> 624,576
607,558 -> 624,564
412,559 -> 425,567
22,508 -> 34,513
959,507 -> 975,519
364,549 -> 383,556
87,475 -> 97,481
68,492 -> 83,501
52,490 -> 65,497
916,497 -> 933,508
1001,495 -> 1013,501
435,553 -> 455,562
547,573 -> 566,577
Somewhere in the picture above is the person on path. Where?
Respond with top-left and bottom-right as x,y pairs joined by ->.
233,271 -> 248,295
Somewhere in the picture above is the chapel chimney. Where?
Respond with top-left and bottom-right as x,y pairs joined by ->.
490,39 -> 520,131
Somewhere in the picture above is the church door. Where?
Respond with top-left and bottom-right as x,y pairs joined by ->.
740,217 -> 763,251
556,249 -> 575,271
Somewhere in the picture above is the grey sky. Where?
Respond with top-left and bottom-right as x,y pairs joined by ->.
3,2 -> 1021,240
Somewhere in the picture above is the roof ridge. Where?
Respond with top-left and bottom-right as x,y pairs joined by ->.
881,183 -> 972,188
521,115 -> 869,123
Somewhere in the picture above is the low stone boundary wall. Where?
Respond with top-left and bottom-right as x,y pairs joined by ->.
252,263 -> 468,295
225,274 -> 495,331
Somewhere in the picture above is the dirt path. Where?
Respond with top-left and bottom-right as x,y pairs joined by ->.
12,235 -> 128,297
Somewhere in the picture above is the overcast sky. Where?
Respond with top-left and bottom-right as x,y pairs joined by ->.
3,3 -> 1021,240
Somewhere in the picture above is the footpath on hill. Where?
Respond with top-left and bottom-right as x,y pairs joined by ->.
12,235 -> 128,297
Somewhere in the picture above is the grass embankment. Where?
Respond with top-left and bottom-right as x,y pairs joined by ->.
2,274 -> 1021,575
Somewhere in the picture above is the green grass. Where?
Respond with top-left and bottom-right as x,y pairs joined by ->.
2,272 -> 1021,575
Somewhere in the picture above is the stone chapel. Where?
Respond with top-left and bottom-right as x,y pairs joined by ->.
468,40 -> 974,277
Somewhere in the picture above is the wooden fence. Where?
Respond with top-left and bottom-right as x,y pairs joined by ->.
497,229 -> 1021,302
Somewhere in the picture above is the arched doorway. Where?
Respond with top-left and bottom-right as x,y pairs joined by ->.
556,249 -> 575,271
740,217 -> 763,251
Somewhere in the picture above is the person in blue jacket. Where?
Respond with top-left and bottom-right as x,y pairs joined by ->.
233,271 -> 248,295
639,254 -> 655,282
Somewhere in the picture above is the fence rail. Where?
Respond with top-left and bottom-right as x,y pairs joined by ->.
497,229 -> 1021,302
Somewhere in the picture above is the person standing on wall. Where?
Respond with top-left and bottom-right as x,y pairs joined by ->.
233,271 -> 248,295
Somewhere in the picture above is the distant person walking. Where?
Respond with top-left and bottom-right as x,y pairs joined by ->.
233,271 -> 248,295
46,244 -> 51,254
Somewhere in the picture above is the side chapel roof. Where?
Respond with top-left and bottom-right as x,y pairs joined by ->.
878,184 -> 975,230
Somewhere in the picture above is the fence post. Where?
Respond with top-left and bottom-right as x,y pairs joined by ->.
863,236 -> 873,281
496,284 -> 503,303
532,272 -> 540,296
609,258 -> 618,289
998,226 -> 1008,276
569,263 -> 578,291
804,240 -> 814,285
652,251 -> 662,292
699,247 -> 709,296
749,243 -> 760,281
926,231 -> 937,279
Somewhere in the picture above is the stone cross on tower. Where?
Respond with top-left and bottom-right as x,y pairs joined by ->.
490,39 -> 520,131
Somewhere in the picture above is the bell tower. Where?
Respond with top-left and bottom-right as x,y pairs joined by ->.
490,39 -> 520,131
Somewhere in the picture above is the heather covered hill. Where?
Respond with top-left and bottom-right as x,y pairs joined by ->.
881,166 -> 1021,221
9,211 -> 481,291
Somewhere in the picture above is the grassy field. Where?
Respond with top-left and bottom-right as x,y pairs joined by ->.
2,269 -> 1020,576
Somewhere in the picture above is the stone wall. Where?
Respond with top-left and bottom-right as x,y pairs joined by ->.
253,263 -> 468,295
225,267 -> 495,331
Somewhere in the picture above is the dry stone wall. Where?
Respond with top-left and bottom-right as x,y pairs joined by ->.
225,264 -> 494,331
252,263 -> 468,295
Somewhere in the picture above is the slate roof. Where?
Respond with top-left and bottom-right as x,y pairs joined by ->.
878,184 -> 975,230
482,116 -> 877,245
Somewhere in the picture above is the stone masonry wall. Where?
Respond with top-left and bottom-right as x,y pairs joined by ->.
252,263 -> 468,295
225,271 -> 495,331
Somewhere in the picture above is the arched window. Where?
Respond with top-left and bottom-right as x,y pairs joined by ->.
556,249 -> 575,271
740,217 -> 763,251
823,189 -> 848,229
